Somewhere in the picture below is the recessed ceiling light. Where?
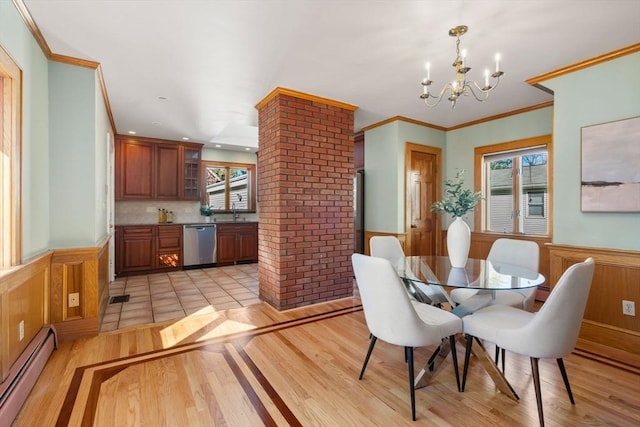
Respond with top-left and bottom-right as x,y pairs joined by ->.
182,137 -> 190,141
245,147 -> 251,151
128,131 -> 136,135
215,144 -> 222,148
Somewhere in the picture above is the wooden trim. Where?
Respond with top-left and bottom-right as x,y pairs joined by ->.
0,251 -> 52,382
447,101 -> 554,131
404,143 -> 443,256
49,239 -> 110,340
473,134 -> 553,234
11,0 -> 52,57
12,0 -> 117,136
527,43 -> 640,86
255,86 -> 358,112
547,244 -> 640,366
363,231 -> 406,256
362,116 -> 447,132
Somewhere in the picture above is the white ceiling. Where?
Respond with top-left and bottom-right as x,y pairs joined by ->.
22,0 -> 640,151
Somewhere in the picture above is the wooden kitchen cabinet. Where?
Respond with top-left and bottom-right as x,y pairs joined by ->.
116,226 -> 155,274
115,138 -> 155,199
156,225 -> 182,269
115,135 -> 202,201
216,222 -> 258,265
116,224 -> 183,275
155,144 -> 181,199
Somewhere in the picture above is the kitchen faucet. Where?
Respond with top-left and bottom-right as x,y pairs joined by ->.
232,202 -> 239,221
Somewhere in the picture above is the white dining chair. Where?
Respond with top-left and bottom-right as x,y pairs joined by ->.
449,238 -> 540,311
450,238 -> 540,368
369,235 -> 448,306
461,257 -> 595,427
352,253 -> 463,421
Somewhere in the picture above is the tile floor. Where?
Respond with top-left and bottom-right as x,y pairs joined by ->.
101,263 -> 260,332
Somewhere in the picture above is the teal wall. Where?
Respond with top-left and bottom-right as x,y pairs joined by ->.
0,0 -> 50,258
49,62 -> 111,247
364,54 -> 638,252
445,107 -> 553,229
1,0 -> 112,254
364,121 -> 445,233
542,53 -> 640,251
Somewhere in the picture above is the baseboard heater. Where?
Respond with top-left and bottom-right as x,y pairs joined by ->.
0,326 -> 57,427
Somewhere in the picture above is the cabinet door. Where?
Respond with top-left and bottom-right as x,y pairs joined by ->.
157,225 -> 182,268
121,227 -> 155,272
217,230 -> 237,265
117,139 -> 154,199
155,144 -> 180,199
182,147 -> 201,200
236,226 -> 258,262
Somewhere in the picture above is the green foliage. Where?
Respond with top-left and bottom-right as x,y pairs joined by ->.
431,170 -> 483,218
200,205 -> 214,216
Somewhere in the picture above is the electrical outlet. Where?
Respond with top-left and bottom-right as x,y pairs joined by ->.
19,320 -> 24,341
622,300 -> 635,316
69,292 -> 80,308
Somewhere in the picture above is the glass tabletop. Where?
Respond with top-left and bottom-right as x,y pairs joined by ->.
394,256 -> 545,290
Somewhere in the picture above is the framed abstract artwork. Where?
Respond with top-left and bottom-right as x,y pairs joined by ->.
581,116 -> 640,212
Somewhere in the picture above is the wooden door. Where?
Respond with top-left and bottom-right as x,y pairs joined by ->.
406,145 -> 440,256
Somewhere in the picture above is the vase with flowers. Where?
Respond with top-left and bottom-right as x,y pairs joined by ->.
200,205 -> 214,222
431,170 -> 483,268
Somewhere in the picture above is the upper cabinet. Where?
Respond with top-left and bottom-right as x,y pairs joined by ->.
115,135 -> 203,201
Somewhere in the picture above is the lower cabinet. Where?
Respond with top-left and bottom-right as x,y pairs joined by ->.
216,222 -> 258,265
116,225 -> 182,275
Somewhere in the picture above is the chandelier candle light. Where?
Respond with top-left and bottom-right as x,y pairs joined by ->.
420,25 -> 504,108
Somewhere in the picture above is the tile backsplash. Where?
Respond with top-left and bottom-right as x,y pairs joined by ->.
115,201 -> 258,224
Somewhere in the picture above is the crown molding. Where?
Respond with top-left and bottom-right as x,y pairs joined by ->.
256,87 -> 358,112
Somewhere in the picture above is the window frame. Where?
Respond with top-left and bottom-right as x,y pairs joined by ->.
200,160 -> 257,213
474,135 -> 552,237
0,44 -> 22,268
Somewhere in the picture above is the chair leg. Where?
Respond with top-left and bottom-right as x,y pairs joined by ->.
530,357 -> 545,427
494,346 -> 507,372
406,346 -> 416,421
449,335 -> 461,392
556,358 -> 575,404
359,335 -> 377,380
461,334 -> 474,392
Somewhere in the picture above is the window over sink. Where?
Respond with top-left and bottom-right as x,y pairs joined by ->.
201,161 -> 256,213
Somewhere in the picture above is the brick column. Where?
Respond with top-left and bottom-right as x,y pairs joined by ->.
255,87 -> 357,310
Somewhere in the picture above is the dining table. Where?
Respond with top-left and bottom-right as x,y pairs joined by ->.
393,255 -> 546,400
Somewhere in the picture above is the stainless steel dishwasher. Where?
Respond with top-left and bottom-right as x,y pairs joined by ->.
183,224 -> 217,267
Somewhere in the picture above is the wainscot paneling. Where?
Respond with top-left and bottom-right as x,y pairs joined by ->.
547,244 -> 640,368
0,251 -> 52,382
364,231 -> 406,256
49,237 -> 110,341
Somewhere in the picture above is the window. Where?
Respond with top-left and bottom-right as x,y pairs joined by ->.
201,161 -> 256,212
474,135 -> 552,236
1,44 -> 22,268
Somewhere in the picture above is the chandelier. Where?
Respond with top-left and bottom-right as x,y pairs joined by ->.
420,25 -> 504,108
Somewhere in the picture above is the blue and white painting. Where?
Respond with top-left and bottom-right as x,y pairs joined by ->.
581,116 -> 640,212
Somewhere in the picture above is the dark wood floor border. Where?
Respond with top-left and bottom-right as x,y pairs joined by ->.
237,347 -> 303,427
55,303 -> 363,425
572,348 -> 640,376
222,350 -> 279,426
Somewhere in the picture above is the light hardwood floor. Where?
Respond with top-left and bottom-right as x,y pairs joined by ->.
14,297 -> 640,426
